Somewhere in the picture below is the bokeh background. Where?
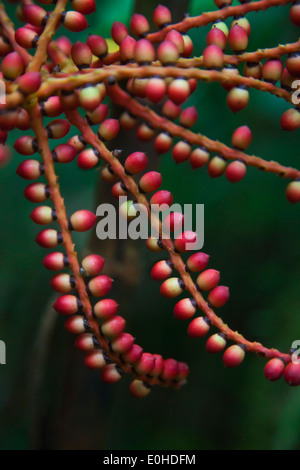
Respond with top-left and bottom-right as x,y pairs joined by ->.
0,0 -> 300,450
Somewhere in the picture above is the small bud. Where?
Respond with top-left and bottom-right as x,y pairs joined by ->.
151,260 -> 173,281
264,357 -> 285,381
284,362 -> 300,386
61,11 -> 88,32
94,298 -> 118,320
53,294 -> 80,315
223,344 -> 245,367
160,277 -> 185,298
188,316 -> 210,338
125,151 -> 148,175
35,229 -> 62,248
87,275 -> 112,297
196,269 -> 220,291
69,210 -> 96,232
17,159 -> 43,180
174,298 -> 196,321
206,333 -> 227,353
129,380 -> 151,398
42,252 -> 68,271
101,315 -> 125,337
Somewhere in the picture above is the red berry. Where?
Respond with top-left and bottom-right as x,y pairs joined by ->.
154,132 -> 173,154
101,364 -> 123,383
174,298 -> 197,321
94,298 -> 118,320
174,231 -> 198,252
51,273 -> 74,293
206,333 -> 227,353
53,295 -> 80,315
71,42 -> 92,69
187,252 -> 209,272
35,229 -> 62,248
203,44 -> 224,70
262,59 -> 284,83
46,119 -> 71,139
207,156 -> 227,178
102,315 -> 125,337
98,119 -> 120,141
161,358 -> 179,381
227,86 -> 249,113
125,151 -> 148,175
30,206 -> 55,225
81,254 -> 104,276
52,143 -> 77,164
65,315 -> 88,335
129,380 -> 151,398
162,100 -> 181,120
135,352 -> 156,374
15,27 -> 39,49
157,40 -> 179,65
190,147 -> 210,169
188,316 -> 211,338
24,182 -> 49,203
139,171 -> 162,193
179,106 -> 198,128
69,210 -> 96,232
223,344 -> 245,367
42,252 -> 68,271
17,159 -> 43,180
153,4 -> 171,27
196,269 -> 220,291
228,24 -> 248,52
122,344 -> 143,364
84,350 -> 108,369
87,35 -> 108,58
120,35 -> 136,63
284,362 -> 300,386
163,212 -> 184,233
165,30 -> 184,54
22,4 -> 47,27
130,13 -> 150,37
111,333 -> 134,354
172,141 -> 191,163
168,78 -> 190,105
160,277 -> 185,298
71,0 -> 96,15
87,275 -> 112,297
231,125 -> 252,150
286,52 -> 300,77
290,1 -> 300,26
62,11 -> 88,32
225,161 -> 247,183
286,180 -> 300,203
243,62 -> 262,79
151,260 -> 173,281
264,357 -> 285,381
150,190 -> 173,207
1,51 -> 24,79
134,38 -> 155,64
206,28 -> 227,50
145,77 -> 167,103
111,21 -> 129,45
281,108 -> 300,131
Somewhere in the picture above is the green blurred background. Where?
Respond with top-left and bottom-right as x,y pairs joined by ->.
0,0 -> 300,450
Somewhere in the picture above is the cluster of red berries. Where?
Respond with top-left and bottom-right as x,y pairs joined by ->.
0,0 -> 300,395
